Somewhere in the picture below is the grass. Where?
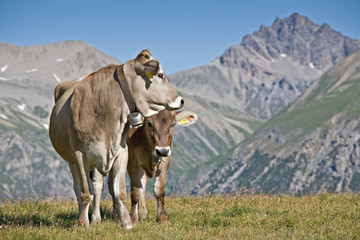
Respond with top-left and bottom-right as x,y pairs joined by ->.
1,193 -> 359,239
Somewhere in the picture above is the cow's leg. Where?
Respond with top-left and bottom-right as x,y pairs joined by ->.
91,168 -> 103,224
129,166 -> 147,224
108,167 -> 118,219
108,147 -> 133,229
153,157 -> 171,223
108,168 -> 119,219
68,162 -> 82,218
138,173 -> 148,220
74,150 -> 93,227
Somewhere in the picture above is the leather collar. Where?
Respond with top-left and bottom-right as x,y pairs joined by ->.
115,65 -> 137,113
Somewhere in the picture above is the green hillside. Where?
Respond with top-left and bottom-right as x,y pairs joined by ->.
194,47 -> 360,194
261,47 -> 360,140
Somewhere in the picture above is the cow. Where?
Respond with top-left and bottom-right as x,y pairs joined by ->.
49,50 -> 184,229
120,109 -> 198,225
53,73 -> 88,103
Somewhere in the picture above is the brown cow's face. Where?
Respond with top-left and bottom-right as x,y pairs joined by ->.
126,50 -> 184,118
144,110 -> 198,160
145,110 -> 176,158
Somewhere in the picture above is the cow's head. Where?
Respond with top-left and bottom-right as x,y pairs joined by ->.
144,110 -> 198,159
124,50 -> 184,117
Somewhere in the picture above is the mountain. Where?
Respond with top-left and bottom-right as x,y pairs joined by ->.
1,13 -> 360,198
193,48 -> 360,194
169,13 -> 360,120
0,40 -> 120,101
0,40 -> 259,198
167,13 -> 360,194
165,94 -> 263,193
0,41 -> 121,200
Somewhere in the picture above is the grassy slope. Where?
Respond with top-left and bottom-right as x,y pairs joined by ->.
240,48 -> 360,155
1,193 -> 359,239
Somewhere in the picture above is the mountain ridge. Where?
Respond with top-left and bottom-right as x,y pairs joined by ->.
0,40 -> 121,199
1,13 -> 360,198
193,47 -> 360,194
170,13 -> 360,120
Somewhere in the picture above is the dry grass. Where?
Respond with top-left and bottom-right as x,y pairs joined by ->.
1,193 -> 359,239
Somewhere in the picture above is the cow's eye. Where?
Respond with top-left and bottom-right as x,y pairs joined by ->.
158,73 -> 164,79
170,122 -> 176,129
147,121 -> 153,128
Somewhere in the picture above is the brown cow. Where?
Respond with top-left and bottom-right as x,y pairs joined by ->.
122,109 -> 197,224
53,73 -> 88,103
49,50 -> 184,228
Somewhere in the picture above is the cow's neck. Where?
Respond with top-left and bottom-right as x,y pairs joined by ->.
116,65 -> 137,113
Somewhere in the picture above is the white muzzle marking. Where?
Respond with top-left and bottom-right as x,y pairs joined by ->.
168,96 -> 184,109
153,146 -> 171,157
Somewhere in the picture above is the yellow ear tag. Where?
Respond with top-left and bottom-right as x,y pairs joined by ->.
179,119 -> 189,125
145,71 -> 154,78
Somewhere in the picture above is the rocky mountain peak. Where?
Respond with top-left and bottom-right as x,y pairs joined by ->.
173,13 -> 360,121
278,12 -> 315,28
319,22 -> 332,31
224,13 -> 360,71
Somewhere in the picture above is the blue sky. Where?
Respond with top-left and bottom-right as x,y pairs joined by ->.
1,0 -> 360,74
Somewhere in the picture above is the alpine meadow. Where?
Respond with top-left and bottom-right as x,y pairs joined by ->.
1,193 -> 360,239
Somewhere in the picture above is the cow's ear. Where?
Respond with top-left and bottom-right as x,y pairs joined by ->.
175,111 -> 198,127
135,60 -> 160,78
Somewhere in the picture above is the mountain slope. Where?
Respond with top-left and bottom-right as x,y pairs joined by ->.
1,13 -> 360,198
168,13 -> 360,194
0,40 -> 262,198
166,93 -> 263,193
0,41 -> 121,200
193,48 -> 360,194
169,13 -> 360,120
0,98 -> 72,199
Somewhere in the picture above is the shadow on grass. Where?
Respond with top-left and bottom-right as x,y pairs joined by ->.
0,212 -> 78,228
0,205 -> 115,228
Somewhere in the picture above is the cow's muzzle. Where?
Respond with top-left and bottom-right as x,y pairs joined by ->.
153,146 -> 171,157
167,96 -> 184,110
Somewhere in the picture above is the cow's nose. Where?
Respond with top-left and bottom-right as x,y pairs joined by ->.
154,146 -> 171,157
168,96 -> 184,110
180,98 -> 185,108
156,148 -> 169,157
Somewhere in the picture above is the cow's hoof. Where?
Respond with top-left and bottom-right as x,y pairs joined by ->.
79,219 -> 90,228
91,214 -> 101,225
139,211 -> 148,221
130,215 -> 139,225
157,214 -> 168,223
124,224 -> 134,230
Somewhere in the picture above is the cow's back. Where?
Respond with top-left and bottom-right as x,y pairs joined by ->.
54,74 -> 88,103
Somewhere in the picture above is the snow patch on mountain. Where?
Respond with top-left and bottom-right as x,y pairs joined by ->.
53,73 -> 61,82
26,69 -> 38,73
1,65 -> 9,72
0,114 -> 8,120
17,103 -> 26,111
